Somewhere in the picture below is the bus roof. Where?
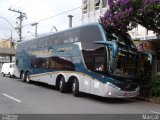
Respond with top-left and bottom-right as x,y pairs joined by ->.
18,22 -> 102,44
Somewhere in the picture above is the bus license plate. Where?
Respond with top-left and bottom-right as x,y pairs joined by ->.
124,93 -> 131,96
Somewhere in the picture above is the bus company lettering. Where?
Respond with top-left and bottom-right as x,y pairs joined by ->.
29,50 -> 53,56
57,47 -> 72,52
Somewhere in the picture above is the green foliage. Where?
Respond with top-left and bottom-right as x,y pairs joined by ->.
101,0 -> 160,34
148,77 -> 160,97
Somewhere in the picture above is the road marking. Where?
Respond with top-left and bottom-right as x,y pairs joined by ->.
2,93 -> 22,103
150,111 -> 160,114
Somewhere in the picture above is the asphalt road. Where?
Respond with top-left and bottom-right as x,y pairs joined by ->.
0,74 -> 160,114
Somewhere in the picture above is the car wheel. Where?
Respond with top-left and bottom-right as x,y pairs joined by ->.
9,73 -> 12,78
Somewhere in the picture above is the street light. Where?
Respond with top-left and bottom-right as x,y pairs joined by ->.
0,16 -> 19,36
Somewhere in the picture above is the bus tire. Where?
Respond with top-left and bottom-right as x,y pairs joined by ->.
59,76 -> 67,93
26,72 -> 31,84
72,78 -> 80,97
21,73 -> 26,82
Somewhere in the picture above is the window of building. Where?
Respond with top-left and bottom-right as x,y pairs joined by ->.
102,0 -> 107,8
94,0 -> 100,10
83,0 -> 88,14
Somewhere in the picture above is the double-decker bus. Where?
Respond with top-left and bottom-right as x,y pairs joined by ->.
15,23 -> 151,98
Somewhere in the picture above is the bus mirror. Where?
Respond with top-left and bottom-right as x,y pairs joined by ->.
94,41 -> 118,57
147,52 -> 153,65
139,51 -> 153,64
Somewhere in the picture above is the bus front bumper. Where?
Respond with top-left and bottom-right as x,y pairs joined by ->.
102,83 -> 139,98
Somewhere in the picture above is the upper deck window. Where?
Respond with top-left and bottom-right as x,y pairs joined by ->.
94,0 -> 100,10
80,25 -> 103,50
83,0 -> 88,14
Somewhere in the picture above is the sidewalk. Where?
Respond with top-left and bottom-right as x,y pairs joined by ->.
136,96 -> 160,104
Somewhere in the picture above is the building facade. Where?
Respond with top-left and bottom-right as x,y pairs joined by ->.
82,0 -> 157,40
0,39 -> 15,66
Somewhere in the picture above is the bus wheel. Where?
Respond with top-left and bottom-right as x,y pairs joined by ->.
59,76 -> 66,93
26,73 -> 31,84
21,73 -> 26,82
72,78 -> 79,97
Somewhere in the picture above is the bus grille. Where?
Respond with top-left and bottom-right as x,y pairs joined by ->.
120,83 -> 137,91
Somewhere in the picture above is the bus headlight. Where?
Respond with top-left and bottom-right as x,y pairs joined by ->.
107,82 -> 121,91
135,86 -> 140,91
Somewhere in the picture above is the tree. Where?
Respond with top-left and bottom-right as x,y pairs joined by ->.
100,0 -> 160,34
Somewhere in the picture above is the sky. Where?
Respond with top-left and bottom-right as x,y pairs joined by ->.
0,0 -> 82,41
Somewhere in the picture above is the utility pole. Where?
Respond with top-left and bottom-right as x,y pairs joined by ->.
8,8 -> 26,42
31,22 -> 39,37
10,30 -> 13,62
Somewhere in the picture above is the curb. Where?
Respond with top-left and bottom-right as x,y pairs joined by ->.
135,97 -> 160,104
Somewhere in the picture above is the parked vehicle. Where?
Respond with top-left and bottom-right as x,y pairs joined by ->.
15,23 -> 152,98
1,63 -> 19,78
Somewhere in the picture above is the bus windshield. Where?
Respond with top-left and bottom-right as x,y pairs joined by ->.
105,28 -> 136,50
110,52 -> 138,80
103,28 -> 138,80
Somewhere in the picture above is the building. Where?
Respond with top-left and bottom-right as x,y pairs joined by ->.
0,39 -> 16,67
0,39 -> 14,48
82,0 -> 107,24
82,0 -> 157,40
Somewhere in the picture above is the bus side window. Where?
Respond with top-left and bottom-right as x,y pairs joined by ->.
94,56 -> 105,72
31,58 -> 46,68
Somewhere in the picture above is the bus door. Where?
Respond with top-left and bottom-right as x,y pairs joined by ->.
90,54 -> 107,95
82,47 -> 107,95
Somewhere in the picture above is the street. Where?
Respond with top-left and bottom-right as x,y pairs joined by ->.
0,74 -> 160,114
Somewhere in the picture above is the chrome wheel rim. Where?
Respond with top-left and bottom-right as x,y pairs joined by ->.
72,82 -> 75,92
26,75 -> 29,82
22,74 -> 24,80
59,80 -> 62,89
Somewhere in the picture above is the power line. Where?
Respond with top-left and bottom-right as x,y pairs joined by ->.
0,17 -> 15,30
20,0 -> 44,11
23,6 -> 82,27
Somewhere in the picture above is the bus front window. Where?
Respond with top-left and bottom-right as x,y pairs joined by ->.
105,28 -> 136,50
110,52 -> 138,80
103,27 -> 138,80
82,46 -> 108,75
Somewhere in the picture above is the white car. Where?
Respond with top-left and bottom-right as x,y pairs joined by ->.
1,63 -> 19,78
